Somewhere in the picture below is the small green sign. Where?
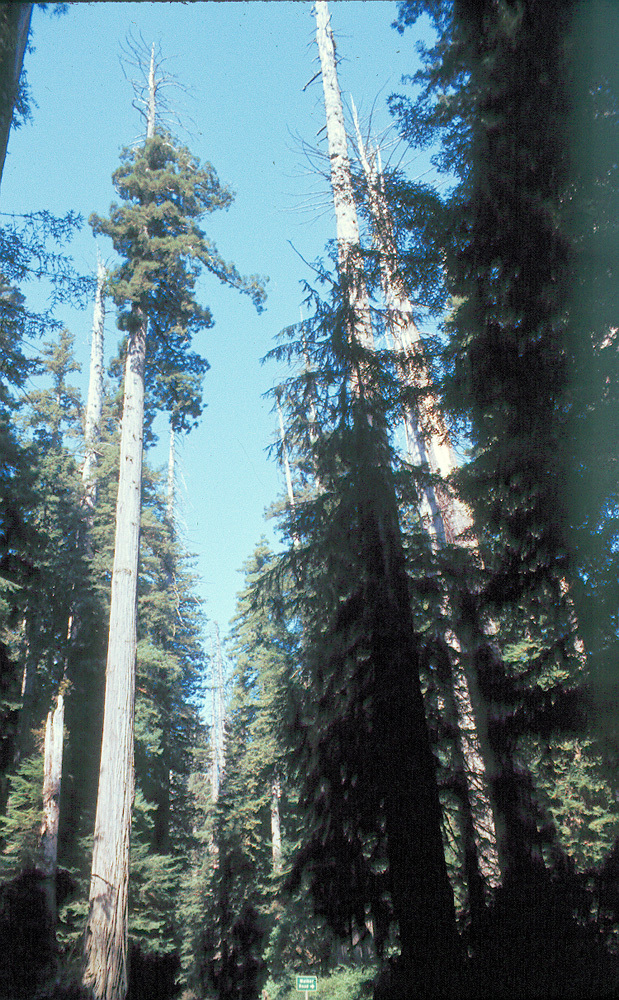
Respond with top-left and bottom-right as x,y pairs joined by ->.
296,975 -> 317,992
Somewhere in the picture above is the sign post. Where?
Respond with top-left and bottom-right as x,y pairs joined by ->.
296,974 -> 317,1000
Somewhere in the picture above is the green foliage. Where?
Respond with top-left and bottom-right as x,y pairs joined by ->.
91,131 -> 266,433
267,271 -> 462,987
527,735 -> 619,870
265,965 -> 374,1000
186,541 -> 300,998
129,789 -> 182,954
0,211 -> 91,333
388,0 -> 619,886
0,752 -> 43,877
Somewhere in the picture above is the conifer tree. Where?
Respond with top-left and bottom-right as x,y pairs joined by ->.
192,541 -> 300,1000
83,121 -> 265,998
266,5 -> 461,992
351,106 -> 502,914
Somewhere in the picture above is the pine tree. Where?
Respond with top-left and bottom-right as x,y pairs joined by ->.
386,0 -> 605,879
83,122 -> 265,998
350,104 -> 502,918
259,8 -> 462,993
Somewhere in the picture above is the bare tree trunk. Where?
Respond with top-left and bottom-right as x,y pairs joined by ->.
12,610 -> 40,765
314,3 -> 460,982
314,0 -> 372,352
147,43 -> 156,139
83,317 -> 146,1000
210,624 -> 225,804
0,3 -> 32,192
40,694 -> 64,927
166,424 -> 175,525
350,115 -> 502,895
82,254 -> 106,514
270,772 -> 282,875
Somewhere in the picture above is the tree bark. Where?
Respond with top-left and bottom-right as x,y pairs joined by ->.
270,773 -> 282,875
83,316 -> 145,1000
0,3 -> 32,192
166,424 -> 175,525
314,0 -> 372,353
314,3 -> 460,982
82,254 -> 106,508
351,116 -> 502,896
40,693 -> 64,927
210,623 -> 225,804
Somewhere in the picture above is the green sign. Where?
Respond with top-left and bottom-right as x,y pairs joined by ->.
296,976 -> 317,992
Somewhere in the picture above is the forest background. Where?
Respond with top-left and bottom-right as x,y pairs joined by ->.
2,2 -> 619,1000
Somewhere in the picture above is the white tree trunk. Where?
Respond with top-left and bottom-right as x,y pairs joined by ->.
270,773 -> 282,874
314,0 -> 372,353
83,318 -> 146,1000
210,624 -> 226,804
147,43 -> 156,139
352,118 -> 502,890
40,693 -> 64,926
82,254 -> 106,511
166,424 -> 175,525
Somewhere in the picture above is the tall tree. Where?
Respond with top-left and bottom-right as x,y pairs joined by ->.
351,108 -> 502,909
83,121 -> 265,999
271,4 -> 461,991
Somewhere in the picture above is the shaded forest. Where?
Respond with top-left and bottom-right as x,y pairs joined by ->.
1,1 -> 619,998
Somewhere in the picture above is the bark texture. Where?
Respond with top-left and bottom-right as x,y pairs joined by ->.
270,773 -> 282,874
83,319 -> 145,1000
314,0 -> 372,351
40,693 -> 64,926
166,424 -> 175,525
82,255 -> 106,512
352,122 -> 502,893
210,624 -> 225,804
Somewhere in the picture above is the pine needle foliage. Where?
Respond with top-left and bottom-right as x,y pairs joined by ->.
90,131 -> 266,434
266,275 -> 461,991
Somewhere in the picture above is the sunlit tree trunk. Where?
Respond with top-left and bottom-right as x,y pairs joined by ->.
83,41 -> 159,995
82,253 -> 106,515
83,315 -> 146,1000
166,424 -> 175,525
210,623 -> 225,804
40,693 -> 64,927
314,0 -> 372,351
270,772 -> 282,874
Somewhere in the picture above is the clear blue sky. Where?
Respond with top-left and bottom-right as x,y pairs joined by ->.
2,1 -> 433,639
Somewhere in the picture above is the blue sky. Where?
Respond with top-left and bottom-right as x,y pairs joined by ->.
2,1 -> 433,640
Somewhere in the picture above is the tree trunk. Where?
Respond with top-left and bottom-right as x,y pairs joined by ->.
314,2 -> 460,983
83,316 -> 146,1000
351,116 -> 502,896
0,3 -> 32,191
210,623 -> 225,804
166,424 -> 175,525
82,254 -> 106,514
270,773 -> 282,875
314,0 -> 372,352
147,43 -> 156,139
40,693 -> 64,927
